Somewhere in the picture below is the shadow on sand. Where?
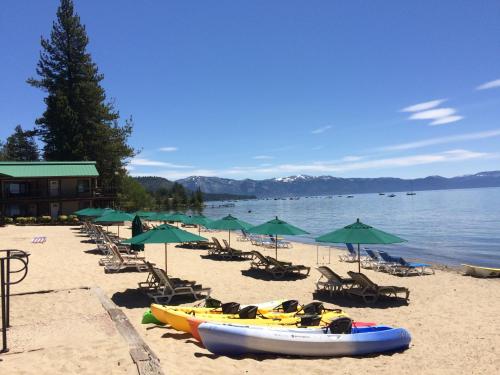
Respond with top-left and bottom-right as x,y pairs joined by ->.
312,291 -> 408,309
240,269 -> 309,281
200,254 -> 250,262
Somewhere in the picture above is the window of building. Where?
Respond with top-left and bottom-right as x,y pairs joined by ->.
77,179 -> 90,193
7,183 -> 28,195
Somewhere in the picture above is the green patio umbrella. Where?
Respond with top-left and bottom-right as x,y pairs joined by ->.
315,218 -> 406,272
121,224 -> 207,273
248,216 -> 309,259
183,214 -> 213,235
131,215 -> 144,252
75,207 -> 114,217
133,211 -> 157,219
206,214 -> 253,248
94,211 -> 135,237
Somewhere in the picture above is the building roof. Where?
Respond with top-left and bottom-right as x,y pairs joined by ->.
0,161 -> 99,178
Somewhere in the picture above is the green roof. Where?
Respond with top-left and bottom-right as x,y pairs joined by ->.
0,161 -> 99,178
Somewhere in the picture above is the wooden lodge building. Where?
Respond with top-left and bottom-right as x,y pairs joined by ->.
0,161 -> 113,218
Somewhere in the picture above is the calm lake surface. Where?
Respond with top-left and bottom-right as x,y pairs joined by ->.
203,187 -> 500,267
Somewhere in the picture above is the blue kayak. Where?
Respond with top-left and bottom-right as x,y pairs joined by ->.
198,323 -> 411,357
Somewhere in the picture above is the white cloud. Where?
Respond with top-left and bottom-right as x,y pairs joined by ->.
408,108 -> 456,120
253,155 -> 274,160
341,155 -> 363,162
129,158 -> 192,168
401,99 -> 447,112
476,79 -> 500,90
158,147 -> 178,152
379,129 -> 500,152
270,149 -> 491,174
311,125 -> 332,134
430,115 -> 464,126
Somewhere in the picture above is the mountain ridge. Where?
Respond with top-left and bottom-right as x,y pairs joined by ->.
175,171 -> 500,198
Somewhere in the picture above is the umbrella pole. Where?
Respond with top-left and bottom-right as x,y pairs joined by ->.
275,235 -> 278,260
164,243 -> 168,274
229,230 -> 231,248
357,243 -> 361,273
117,225 -> 120,238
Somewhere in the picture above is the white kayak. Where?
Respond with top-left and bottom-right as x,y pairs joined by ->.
198,323 -> 411,357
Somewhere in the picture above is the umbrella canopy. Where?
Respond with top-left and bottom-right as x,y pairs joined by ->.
131,215 -> 144,252
133,211 -> 157,219
122,224 -> 207,272
75,207 -> 114,217
93,211 -> 135,237
165,212 -> 189,224
315,218 -> 406,272
206,214 -> 253,248
183,215 -> 213,235
248,216 -> 309,259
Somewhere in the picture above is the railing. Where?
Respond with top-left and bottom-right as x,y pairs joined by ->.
0,249 -> 30,353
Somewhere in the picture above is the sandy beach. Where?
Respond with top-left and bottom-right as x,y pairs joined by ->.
1,224 -> 499,374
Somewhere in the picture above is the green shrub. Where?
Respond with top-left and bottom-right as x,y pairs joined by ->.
27,216 -> 36,224
15,217 -> 27,224
58,215 -> 68,222
39,216 -> 52,223
4,217 -> 14,224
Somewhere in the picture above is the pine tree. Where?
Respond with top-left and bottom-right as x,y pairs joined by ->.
27,0 -> 134,190
1,125 -> 40,161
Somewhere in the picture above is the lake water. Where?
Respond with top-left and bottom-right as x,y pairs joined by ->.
203,187 -> 500,267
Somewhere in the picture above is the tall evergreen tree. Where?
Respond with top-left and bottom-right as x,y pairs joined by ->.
27,0 -> 134,189
1,125 -> 39,161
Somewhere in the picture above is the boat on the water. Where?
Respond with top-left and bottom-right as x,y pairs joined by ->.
388,194 -> 396,197
406,192 -> 416,196
346,195 -> 354,198
198,323 -> 411,357
462,264 -> 500,278
378,192 -> 385,195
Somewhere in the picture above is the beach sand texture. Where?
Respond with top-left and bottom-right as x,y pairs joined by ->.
0,224 -> 499,374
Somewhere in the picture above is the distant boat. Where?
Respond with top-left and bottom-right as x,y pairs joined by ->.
347,195 -> 354,198
378,193 -> 385,195
406,192 -> 416,196
337,195 -> 342,197
388,194 -> 396,197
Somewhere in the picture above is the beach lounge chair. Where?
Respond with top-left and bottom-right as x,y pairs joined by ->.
346,271 -> 410,304
315,266 -> 354,295
362,249 -> 394,271
103,245 -> 150,273
338,243 -> 359,262
237,230 -> 251,242
221,239 -> 254,260
268,235 -> 292,249
265,256 -> 310,279
146,265 -> 211,303
250,250 -> 273,271
207,237 -> 225,256
138,262 -> 197,292
393,256 -> 434,276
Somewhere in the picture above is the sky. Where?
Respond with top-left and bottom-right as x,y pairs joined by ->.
1,0 -> 500,180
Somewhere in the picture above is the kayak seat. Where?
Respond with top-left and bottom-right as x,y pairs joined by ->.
221,302 -> 240,314
302,302 -> 324,315
239,305 -> 258,319
281,299 -> 299,313
300,315 -> 322,327
328,317 -> 353,334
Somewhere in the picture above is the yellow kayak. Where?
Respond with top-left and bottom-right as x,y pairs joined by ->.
157,299 -> 288,316
151,303 -> 348,334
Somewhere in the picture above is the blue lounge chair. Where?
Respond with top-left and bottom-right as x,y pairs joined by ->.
362,249 -> 388,271
338,243 -> 358,262
397,257 -> 434,276
379,251 -> 434,276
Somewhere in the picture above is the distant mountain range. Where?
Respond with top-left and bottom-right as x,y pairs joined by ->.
175,171 -> 500,198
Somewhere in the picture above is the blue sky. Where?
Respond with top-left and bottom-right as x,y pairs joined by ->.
1,0 -> 500,180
